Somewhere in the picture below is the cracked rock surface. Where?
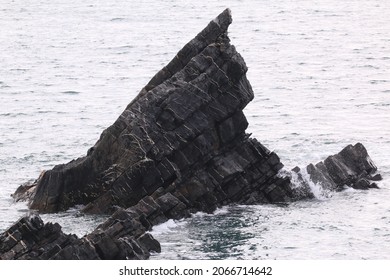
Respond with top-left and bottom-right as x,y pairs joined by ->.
291,143 -> 381,199
0,10 -> 382,260
1,9 -> 292,260
22,8 -> 291,215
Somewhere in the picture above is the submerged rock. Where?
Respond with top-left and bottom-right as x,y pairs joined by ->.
1,10 -> 382,260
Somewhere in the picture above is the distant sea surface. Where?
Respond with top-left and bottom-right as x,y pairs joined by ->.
1,0 -> 389,259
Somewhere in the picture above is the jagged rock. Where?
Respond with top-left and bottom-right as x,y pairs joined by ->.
18,8 -> 290,216
369,174 -> 383,181
2,143 -> 380,260
12,171 -> 45,202
1,10 -> 382,260
0,214 -> 159,260
0,185 -> 193,259
1,9 -> 294,260
291,143 -> 382,198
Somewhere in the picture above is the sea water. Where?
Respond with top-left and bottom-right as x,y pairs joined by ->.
0,0 -> 389,259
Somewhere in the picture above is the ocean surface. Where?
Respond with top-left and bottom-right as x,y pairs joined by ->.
0,0 -> 389,259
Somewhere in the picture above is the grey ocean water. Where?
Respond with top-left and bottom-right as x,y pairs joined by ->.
0,0 -> 389,259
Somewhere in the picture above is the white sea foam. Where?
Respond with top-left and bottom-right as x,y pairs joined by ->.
281,168 -> 332,200
300,168 -> 332,200
149,219 -> 182,234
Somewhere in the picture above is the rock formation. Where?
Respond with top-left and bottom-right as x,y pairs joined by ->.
0,10 -> 382,260
0,214 -> 160,260
290,143 -> 381,199
17,8 -> 291,216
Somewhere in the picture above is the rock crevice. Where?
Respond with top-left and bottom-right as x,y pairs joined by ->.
0,9 -> 382,260
23,8 -> 290,216
291,143 -> 380,199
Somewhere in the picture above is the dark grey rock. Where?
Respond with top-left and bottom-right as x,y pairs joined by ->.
15,8 -> 289,217
369,174 -> 383,181
1,10 -> 383,260
137,233 -> 161,253
291,143 -> 382,198
353,178 -> 371,190
369,182 -> 380,189
0,213 -> 159,260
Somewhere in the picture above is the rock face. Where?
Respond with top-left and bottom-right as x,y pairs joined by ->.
22,8 -> 291,215
0,214 -> 160,260
0,10 -> 382,260
1,143 -> 381,260
290,143 -> 381,199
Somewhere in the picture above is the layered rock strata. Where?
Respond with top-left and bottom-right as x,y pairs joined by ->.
291,143 -> 381,199
0,142 -> 381,260
19,8 -> 292,215
0,10 -> 382,260
0,214 -> 160,260
2,9 -> 293,260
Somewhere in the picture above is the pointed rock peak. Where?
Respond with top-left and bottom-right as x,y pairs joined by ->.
23,8 -> 271,214
213,8 -> 232,29
140,9 -> 234,94
1,9 -> 383,260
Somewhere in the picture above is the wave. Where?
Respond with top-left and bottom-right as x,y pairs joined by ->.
285,168 -> 332,200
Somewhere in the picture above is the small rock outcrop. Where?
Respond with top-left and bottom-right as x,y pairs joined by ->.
0,214 -> 160,260
0,10 -> 382,260
291,143 -> 381,199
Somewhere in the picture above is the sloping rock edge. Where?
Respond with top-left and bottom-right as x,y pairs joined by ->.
0,10 -> 382,260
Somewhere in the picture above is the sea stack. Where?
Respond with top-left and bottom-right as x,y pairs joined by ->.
20,8 -> 292,215
0,9 -> 381,260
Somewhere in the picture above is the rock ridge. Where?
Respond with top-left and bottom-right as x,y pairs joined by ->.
24,8 -> 291,216
291,142 -> 381,199
0,10 -> 382,260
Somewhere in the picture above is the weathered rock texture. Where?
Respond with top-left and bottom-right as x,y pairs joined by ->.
0,142 -> 381,260
291,143 -> 381,199
21,8 -> 291,216
0,214 -> 160,260
0,10 -> 382,260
